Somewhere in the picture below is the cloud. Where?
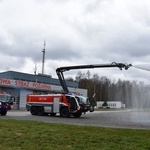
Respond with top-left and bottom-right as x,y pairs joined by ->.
0,0 -> 150,83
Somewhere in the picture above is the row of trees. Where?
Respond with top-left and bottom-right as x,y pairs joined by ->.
69,71 -> 150,109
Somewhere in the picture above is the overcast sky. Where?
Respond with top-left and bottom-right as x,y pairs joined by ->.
0,0 -> 150,83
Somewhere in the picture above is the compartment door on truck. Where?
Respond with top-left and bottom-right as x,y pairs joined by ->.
53,97 -> 60,113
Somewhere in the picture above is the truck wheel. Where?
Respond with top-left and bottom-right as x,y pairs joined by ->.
73,110 -> 82,118
37,107 -> 44,116
60,107 -> 70,118
30,107 -> 37,115
1,110 -> 7,116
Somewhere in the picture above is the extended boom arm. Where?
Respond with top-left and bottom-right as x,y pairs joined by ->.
56,62 -> 132,93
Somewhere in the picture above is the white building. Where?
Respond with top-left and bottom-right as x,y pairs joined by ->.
97,101 -> 125,108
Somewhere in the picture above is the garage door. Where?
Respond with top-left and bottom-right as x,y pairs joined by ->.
20,89 -> 32,109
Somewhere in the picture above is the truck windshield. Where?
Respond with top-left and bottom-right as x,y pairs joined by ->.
0,94 -> 11,102
75,96 -> 89,104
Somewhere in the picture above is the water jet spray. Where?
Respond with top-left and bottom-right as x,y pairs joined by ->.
132,64 -> 150,72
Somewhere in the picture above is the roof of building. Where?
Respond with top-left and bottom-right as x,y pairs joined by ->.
0,71 -> 78,88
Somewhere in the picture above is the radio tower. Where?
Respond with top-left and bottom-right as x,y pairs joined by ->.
42,40 -> 46,74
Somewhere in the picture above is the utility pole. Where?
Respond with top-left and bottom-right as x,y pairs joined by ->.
42,40 -> 46,74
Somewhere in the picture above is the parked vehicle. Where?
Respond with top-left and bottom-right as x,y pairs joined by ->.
0,91 -> 14,116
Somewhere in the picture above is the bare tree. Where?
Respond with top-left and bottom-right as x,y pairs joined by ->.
75,70 -> 150,109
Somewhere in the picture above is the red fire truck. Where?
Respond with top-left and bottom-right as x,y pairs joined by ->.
26,62 -> 131,118
26,93 -> 82,117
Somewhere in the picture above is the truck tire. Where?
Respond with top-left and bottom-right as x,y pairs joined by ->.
73,110 -> 82,118
37,107 -> 44,116
1,110 -> 7,116
60,107 -> 70,118
30,107 -> 37,115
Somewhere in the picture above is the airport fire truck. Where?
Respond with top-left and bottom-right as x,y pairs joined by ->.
0,91 -> 14,116
26,62 -> 131,117
26,93 -> 81,117
56,62 -> 131,113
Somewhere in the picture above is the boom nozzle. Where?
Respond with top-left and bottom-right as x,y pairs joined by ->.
125,64 -> 132,70
111,62 -> 132,70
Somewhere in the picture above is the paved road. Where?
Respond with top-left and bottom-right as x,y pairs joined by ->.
1,109 -> 150,129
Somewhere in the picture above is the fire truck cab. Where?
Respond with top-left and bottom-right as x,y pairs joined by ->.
72,94 -> 92,113
26,93 -> 82,118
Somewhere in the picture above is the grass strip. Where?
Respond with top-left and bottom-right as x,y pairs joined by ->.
0,119 -> 150,150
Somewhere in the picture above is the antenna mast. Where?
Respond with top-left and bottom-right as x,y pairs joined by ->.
42,40 -> 46,74
34,63 -> 37,75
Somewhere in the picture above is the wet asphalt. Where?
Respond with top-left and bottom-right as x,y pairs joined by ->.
1,109 -> 150,130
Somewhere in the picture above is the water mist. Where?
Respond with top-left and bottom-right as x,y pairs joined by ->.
127,64 -> 150,125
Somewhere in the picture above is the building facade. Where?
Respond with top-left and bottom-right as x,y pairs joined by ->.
0,71 -> 87,110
